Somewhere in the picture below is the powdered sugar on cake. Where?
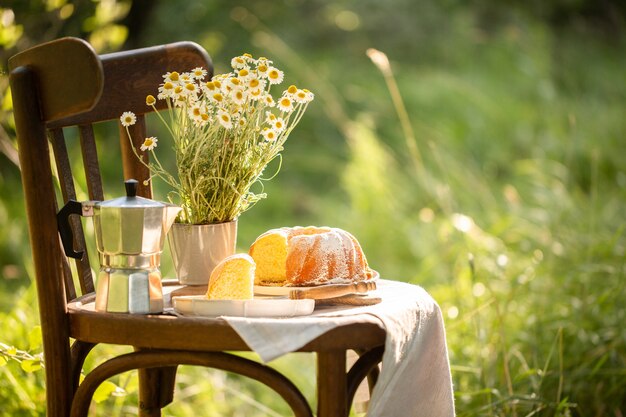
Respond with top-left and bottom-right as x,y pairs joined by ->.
285,227 -> 369,286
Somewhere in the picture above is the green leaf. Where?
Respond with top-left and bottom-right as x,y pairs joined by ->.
0,356 -> 7,367
28,326 -> 42,350
93,380 -> 117,403
20,359 -> 42,373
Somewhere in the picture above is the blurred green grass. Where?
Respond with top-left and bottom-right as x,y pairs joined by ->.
1,1 -> 626,416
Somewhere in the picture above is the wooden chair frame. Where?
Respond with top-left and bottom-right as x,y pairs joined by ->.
9,37 -> 384,417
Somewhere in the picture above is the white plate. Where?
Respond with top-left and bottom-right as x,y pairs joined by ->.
254,270 -> 379,296
172,295 -> 315,317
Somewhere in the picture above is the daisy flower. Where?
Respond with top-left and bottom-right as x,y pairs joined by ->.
212,93 -> 224,104
174,94 -> 187,107
265,111 -> 277,122
231,56 -> 248,69
271,117 -> 286,132
217,109 -> 233,129
302,89 -> 315,102
248,88 -> 263,101
183,82 -> 198,96
188,104 -> 204,122
237,68 -> 250,80
257,57 -> 273,67
120,111 -> 136,127
267,67 -> 284,85
145,95 -> 156,106
202,81 -> 217,95
231,88 -> 246,105
286,85 -> 298,95
263,94 -> 275,107
157,81 -> 175,99
191,67 -> 207,79
163,71 -> 180,83
256,62 -> 269,79
227,77 -> 242,90
261,128 -> 278,142
242,53 -> 255,63
277,96 -> 294,112
294,89 -> 309,103
248,75 -> 265,90
140,136 -> 158,151
179,72 -> 193,84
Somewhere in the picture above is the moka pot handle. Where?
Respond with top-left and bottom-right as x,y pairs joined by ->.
57,200 -> 94,259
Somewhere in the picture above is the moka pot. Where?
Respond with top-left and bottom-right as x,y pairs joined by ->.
57,179 -> 181,314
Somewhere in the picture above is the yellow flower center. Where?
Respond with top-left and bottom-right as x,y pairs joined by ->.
205,81 -> 215,90
275,121 -> 283,129
163,82 -> 174,90
269,70 -> 279,79
243,53 -> 252,58
239,69 -> 249,77
214,80 -> 222,88
169,72 -> 179,81
287,85 -> 297,94
280,97 -> 291,107
297,91 -> 306,99
268,114 -> 276,120
146,95 -> 156,105
124,116 -> 133,124
236,57 -> 245,65
231,78 -> 240,85
194,69 -> 204,77
236,91 -> 244,100
213,93 -> 224,102
193,108 -> 201,116
221,114 -> 230,122
249,79 -> 260,88
185,83 -> 195,91
174,86 -> 183,94
144,138 -> 153,147
201,113 -> 209,121
258,64 -> 268,73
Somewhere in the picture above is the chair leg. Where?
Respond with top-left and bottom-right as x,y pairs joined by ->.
138,366 -> 178,417
316,350 -> 348,417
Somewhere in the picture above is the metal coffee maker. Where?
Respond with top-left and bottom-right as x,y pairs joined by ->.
57,179 -> 181,314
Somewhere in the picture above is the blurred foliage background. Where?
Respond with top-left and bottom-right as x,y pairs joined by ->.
1,0 -> 625,416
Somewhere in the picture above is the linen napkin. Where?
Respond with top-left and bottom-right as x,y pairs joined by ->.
224,279 -> 455,417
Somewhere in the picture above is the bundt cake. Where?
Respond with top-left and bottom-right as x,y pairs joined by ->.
249,226 -> 373,286
206,254 -> 255,300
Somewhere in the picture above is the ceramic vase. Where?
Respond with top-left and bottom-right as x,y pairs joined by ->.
168,220 -> 237,286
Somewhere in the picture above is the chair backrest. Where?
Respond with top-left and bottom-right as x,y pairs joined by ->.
8,35 -> 212,374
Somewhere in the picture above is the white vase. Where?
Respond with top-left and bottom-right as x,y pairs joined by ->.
168,220 -> 238,286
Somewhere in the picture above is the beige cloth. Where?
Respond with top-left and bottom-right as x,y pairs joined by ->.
224,280 -> 455,416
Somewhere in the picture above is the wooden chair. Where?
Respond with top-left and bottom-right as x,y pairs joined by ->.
9,37 -> 385,417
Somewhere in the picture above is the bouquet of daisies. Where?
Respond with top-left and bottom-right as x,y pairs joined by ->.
120,53 -> 314,224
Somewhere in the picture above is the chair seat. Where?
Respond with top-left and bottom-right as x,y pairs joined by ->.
68,295 -> 386,352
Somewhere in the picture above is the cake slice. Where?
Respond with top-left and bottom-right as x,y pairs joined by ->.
206,254 -> 255,300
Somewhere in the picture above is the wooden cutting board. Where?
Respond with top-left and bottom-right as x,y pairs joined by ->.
288,280 -> 377,300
